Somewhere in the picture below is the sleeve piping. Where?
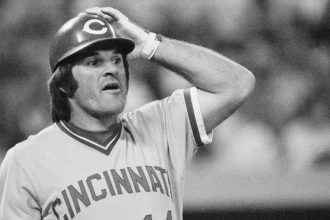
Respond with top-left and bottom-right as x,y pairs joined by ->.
190,87 -> 213,144
183,87 -> 213,147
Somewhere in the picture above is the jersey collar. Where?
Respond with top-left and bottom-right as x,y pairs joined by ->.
57,120 -> 122,155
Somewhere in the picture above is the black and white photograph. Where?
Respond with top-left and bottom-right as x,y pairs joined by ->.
0,1 -> 329,219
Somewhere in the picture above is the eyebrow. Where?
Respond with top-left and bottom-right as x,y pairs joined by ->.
72,48 -> 122,64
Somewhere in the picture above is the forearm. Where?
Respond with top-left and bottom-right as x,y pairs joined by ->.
151,36 -> 255,131
151,36 -> 254,96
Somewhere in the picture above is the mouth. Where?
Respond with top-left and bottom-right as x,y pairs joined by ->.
102,82 -> 121,92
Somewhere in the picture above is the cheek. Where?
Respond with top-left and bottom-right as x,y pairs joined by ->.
73,75 -> 98,100
78,86 -> 101,107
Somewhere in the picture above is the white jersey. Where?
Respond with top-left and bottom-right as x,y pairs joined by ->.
0,87 -> 212,220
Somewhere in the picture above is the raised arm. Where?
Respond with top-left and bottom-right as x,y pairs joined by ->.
152,38 -> 255,132
85,7 -> 255,132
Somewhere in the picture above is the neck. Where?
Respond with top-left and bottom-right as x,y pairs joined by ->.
69,111 -> 120,132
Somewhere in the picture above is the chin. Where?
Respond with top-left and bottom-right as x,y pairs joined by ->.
101,103 -> 126,117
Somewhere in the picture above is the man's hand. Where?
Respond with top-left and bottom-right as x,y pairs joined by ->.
84,7 -> 149,59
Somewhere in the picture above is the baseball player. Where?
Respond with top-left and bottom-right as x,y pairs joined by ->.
0,7 -> 255,220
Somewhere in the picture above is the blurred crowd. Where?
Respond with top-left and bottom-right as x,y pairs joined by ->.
0,0 -> 330,179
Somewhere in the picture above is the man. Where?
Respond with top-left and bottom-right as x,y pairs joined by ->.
0,7 -> 255,220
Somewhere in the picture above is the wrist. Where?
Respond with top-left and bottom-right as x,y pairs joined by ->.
141,32 -> 161,60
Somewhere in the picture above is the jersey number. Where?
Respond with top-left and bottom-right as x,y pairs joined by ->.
144,210 -> 172,220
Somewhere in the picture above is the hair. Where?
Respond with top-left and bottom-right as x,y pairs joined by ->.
48,47 -> 130,123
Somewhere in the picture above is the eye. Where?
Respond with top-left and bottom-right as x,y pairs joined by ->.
112,56 -> 122,64
87,58 -> 101,66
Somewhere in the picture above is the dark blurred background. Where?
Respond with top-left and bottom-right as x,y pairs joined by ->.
1,0 -> 330,219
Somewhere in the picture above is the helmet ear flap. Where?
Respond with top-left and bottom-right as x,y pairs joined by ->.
49,13 -> 134,73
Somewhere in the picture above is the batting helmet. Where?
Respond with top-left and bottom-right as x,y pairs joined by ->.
49,13 -> 135,73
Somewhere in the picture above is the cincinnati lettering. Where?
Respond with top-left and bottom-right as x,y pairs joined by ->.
51,165 -> 172,220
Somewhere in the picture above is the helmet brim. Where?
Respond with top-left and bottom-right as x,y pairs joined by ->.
53,37 -> 134,72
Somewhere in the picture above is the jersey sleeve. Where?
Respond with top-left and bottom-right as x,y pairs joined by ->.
183,87 -> 213,147
124,87 -> 213,182
164,87 -> 213,175
0,148 -> 41,220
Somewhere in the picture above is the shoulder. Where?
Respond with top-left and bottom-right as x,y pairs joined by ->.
5,123 -> 61,163
121,89 -> 192,134
124,89 -> 186,119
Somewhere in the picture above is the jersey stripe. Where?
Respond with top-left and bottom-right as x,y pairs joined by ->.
183,88 -> 213,147
190,87 -> 213,145
183,88 -> 203,147
57,121 -> 121,155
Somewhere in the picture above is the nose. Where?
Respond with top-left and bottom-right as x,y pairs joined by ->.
102,61 -> 118,77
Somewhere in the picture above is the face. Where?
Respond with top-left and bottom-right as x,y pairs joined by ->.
69,49 -> 128,120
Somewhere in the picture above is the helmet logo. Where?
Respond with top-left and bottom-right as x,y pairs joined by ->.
82,19 -> 107,35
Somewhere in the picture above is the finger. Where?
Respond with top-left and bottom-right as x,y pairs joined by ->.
98,13 -> 116,23
85,7 -> 118,23
99,7 -> 127,21
78,11 -> 97,18
85,7 -> 103,16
